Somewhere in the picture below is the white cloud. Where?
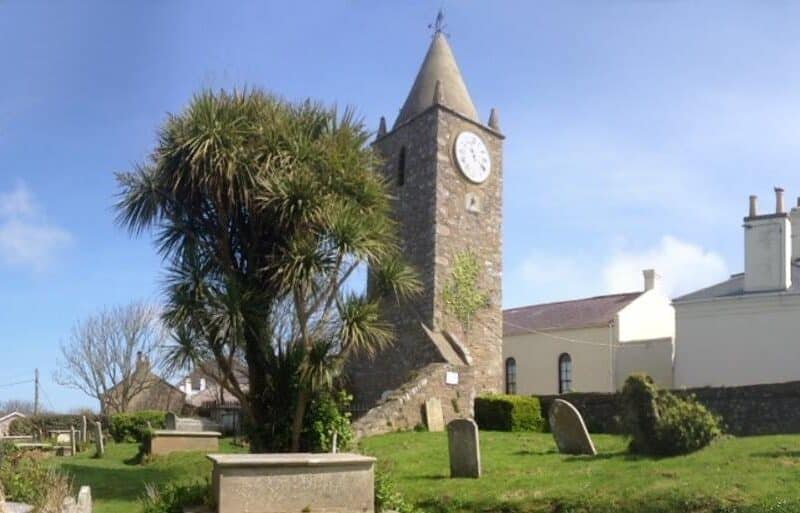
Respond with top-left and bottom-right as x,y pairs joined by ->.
508,252 -> 601,307
602,235 -> 729,298
0,182 -> 71,272
511,235 -> 729,306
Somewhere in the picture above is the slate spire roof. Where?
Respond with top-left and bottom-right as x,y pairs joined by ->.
394,33 -> 479,128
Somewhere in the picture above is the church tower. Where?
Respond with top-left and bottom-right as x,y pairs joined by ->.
349,27 -> 503,429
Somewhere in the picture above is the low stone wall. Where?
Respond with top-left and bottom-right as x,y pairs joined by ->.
207,453 -> 375,513
351,362 -> 475,438
148,430 -> 220,455
538,380 -> 800,436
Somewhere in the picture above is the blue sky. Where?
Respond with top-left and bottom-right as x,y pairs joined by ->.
2,1 -> 799,410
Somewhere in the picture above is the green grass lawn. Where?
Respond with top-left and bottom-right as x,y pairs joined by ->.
360,431 -> 800,513
51,439 -> 245,513
49,433 -> 800,513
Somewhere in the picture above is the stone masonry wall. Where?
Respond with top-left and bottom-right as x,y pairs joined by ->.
432,108 -> 504,396
346,109 -> 443,407
347,104 -> 504,410
352,362 -> 475,438
539,380 -> 800,436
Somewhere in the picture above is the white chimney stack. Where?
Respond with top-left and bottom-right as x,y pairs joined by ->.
790,197 -> 800,263
775,187 -> 785,214
744,189 -> 791,292
643,269 -> 659,291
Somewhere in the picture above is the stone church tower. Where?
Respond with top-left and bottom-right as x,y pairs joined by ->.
349,29 -> 504,435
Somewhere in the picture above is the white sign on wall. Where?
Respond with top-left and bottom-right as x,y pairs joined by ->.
445,371 -> 459,385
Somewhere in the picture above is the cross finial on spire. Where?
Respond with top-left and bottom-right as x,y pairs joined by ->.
428,8 -> 448,37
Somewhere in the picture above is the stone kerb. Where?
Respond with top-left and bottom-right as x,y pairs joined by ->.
149,430 -> 221,456
207,453 -> 376,513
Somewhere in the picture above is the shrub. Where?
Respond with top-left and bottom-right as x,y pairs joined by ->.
109,411 -> 167,443
303,390 -> 354,453
621,373 -> 721,456
140,481 -> 212,513
0,448 -> 72,508
474,394 -> 545,432
374,469 -> 419,513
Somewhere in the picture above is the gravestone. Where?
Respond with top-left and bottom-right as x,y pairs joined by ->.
446,418 -> 480,478
424,398 -> 444,432
165,412 -> 178,430
76,486 -> 92,513
165,412 -> 220,432
94,421 -> 104,456
548,399 -> 597,456
81,416 -> 87,444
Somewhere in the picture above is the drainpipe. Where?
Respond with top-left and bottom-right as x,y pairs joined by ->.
608,320 -> 615,393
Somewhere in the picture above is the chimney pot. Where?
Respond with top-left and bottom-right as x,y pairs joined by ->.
643,269 -> 659,291
775,187 -> 785,214
749,195 -> 758,217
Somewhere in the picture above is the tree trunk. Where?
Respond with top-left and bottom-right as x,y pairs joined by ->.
290,388 -> 309,452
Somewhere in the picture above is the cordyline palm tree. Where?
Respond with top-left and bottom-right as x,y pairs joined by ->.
116,89 -> 419,452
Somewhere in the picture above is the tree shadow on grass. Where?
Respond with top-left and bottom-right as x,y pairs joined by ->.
562,450 -> 642,462
513,449 -> 557,456
57,462 -> 177,504
411,473 -> 449,481
750,451 -> 800,458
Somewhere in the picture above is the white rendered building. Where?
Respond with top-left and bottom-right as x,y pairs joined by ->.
503,269 -> 675,395
674,188 -> 800,388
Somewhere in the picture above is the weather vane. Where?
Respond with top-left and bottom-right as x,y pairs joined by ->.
428,8 -> 449,37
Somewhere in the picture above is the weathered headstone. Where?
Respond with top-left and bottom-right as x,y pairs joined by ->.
94,421 -> 104,457
70,426 -> 77,455
62,496 -> 77,513
81,416 -> 87,444
424,397 -> 445,432
165,412 -> 178,430
446,418 -> 480,478
548,399 -> 597,456
165,412 -> 220,432
76,486 -> 92,513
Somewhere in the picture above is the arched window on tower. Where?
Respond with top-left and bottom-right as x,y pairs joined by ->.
558,353 -> 572,394
398,147 -> 406,186
505,357 -> 517,394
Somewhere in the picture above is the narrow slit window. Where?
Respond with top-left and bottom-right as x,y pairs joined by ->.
398,147 -> 406,186
505,357 -> 517,395
558,353 -> 572,394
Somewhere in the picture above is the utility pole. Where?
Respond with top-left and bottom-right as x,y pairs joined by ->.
34,368 -> 39,416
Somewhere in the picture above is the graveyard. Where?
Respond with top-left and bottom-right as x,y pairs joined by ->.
5,4 -> 800,513
27,430 -> 800,513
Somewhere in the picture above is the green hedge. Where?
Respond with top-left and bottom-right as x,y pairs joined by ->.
9,414 -> 103,436
109,411 -> 167,443
474,394 -> 545,432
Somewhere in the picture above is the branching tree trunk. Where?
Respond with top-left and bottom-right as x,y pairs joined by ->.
116,90 -> 420,452
54,303 -> 169,414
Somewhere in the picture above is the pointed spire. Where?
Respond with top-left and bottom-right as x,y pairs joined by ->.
377,116 -> 387,138
488,108 -> 500,131
432,80 -> 444,105
394,33 -> 479,128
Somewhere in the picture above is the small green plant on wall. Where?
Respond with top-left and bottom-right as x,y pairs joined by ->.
442,251 -> 490,335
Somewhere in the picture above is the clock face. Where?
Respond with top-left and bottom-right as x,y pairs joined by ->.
454,131 -> 491,184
